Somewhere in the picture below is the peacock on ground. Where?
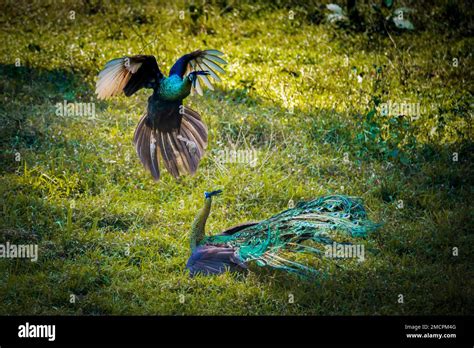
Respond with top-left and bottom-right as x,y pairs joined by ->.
95,50 -> 227,180
186,190 -> 380,278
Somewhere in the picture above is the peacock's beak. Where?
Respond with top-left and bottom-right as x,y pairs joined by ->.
204,189 -> 223,198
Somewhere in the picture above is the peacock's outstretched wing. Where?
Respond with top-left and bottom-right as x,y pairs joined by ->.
169,50 -> 227,96
96,55 -> 163,99
202,195 -> 380,278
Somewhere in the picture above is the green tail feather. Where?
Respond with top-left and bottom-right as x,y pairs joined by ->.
203,195 -> 380,278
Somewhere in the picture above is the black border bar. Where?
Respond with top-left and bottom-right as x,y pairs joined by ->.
0,315 -> 472,345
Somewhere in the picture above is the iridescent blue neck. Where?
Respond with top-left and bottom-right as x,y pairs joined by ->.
158,75 -> 191,101
190,190 -> 222,250
190,197 -> 213,250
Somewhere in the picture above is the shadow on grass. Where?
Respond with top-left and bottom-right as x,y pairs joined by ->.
0,63 -> 102,171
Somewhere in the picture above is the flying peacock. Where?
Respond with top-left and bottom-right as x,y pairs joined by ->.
95,50 -> 227,180
186,190 -> 380,278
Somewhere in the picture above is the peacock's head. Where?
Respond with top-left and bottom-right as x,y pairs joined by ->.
204,189 -> 222,199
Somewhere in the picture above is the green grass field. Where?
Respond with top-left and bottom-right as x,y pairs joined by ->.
1,0 -> 473,315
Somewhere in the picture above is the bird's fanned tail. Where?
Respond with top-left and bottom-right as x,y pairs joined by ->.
133,106 -> 208,180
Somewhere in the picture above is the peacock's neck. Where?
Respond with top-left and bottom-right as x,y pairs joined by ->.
158,75 -> 191,101
190,197 -> 213,250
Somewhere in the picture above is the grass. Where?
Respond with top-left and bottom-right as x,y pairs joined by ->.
0,0 -> 473,315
